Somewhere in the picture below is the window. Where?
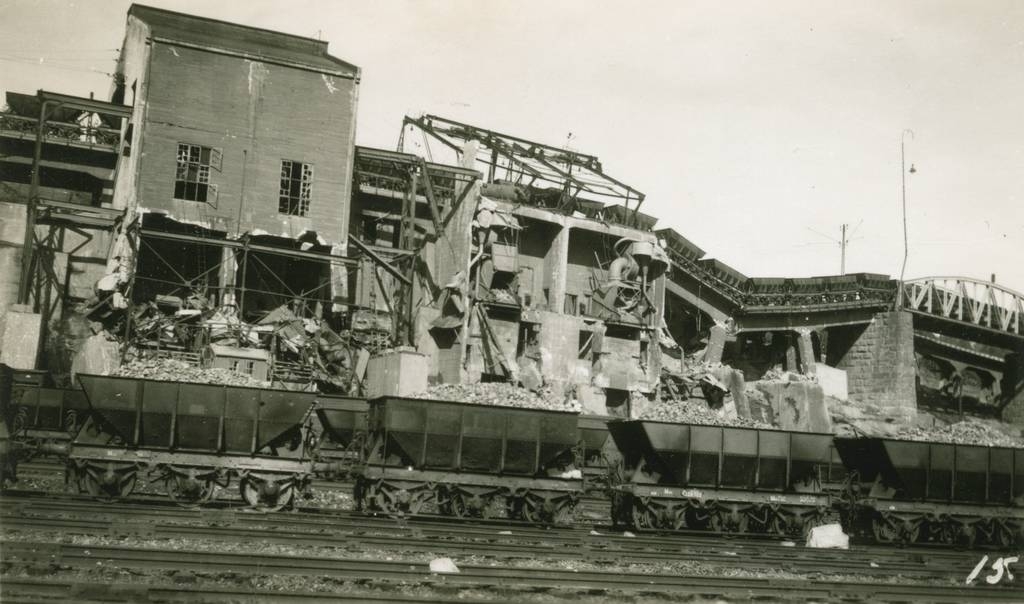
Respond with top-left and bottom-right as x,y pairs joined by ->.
279,160 -> 313,216
174,143 -> 219,203
229,359 -> 255,376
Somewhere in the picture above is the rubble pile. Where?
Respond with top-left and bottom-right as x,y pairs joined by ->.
761,368 -> 816,382
413,382 -> 581,412
896,419 -> 1024,448
638,399 -> 773,429
113,358 -> 270,387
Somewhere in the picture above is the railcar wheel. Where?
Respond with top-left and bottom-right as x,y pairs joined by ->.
631,503 -> 657,530
736,513 -> 750,535
993,520 -> 1015,548
902,520 -> 921,544
768,514 -> 789,537
520,497 -> 543,524
166,474 -> 216,508
506,498 -> 523,521
872,515 -> 899,544
671,505 -> 688,531
79,467 -> 137,502
553,500 -> 575,525
239,477 -> 293,512
446,491 -> 469,518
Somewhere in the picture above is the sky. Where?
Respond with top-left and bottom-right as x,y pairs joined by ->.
3,0 -> 1022,292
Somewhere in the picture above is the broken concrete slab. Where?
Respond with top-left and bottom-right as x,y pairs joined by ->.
0,305 -> 42,369
70,334 -> 120,378
754,379 -> 831,433
816,364 -> 848,402
365,349 -> 428,398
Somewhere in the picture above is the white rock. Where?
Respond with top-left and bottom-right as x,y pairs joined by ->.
806,523 -> 849,549
622,531 -> 636,538
780,541 -> 796,547
429,557 -> 460,574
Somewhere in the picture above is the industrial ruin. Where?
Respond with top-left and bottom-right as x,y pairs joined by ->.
2,5 -> 1021,436
1,5 -> 1024,601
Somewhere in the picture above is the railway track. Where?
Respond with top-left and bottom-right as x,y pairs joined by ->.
2,539 -> 1018,603
0,577 -> 494,603
0,492 -> 1007,586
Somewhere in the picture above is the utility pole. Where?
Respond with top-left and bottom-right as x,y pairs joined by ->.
896,129 -> 915,309
840,223 -> 847,276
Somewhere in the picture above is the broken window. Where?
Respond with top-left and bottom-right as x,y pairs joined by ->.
229,359 -> 255,376
279,160 -> 314,216
174,143 -> 219,203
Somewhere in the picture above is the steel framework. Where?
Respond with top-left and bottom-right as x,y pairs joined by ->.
900,277 -> 1024,338
399,114 -> 643,219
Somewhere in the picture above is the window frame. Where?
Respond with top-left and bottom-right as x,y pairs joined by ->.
174,142 -> 220,204
278,159 -> 314,217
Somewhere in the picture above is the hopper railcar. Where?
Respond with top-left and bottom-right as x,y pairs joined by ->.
606,419 -> 843,537
835,436 -> 1024,547
67,374 -> 321,509
341,396 -> 584,523
0,364 -> 89,483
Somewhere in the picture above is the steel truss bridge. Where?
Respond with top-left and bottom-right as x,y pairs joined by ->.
899,277 -> 1024,339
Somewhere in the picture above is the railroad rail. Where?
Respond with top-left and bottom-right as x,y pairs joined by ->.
0,493 -> 1008,586
2,539 -> 1017,603
1,578 -> 490,603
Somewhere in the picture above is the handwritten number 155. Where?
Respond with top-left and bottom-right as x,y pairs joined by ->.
966,556 -> 1019,585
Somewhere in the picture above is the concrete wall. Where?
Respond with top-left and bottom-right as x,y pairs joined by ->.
565,228 -> 610,314
126,25 -> 357,243
834,311 -> 917,417
516,217 -> 560,308
0,202 -> 25,316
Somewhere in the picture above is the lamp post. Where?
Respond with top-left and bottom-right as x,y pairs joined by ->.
896,129 -> 915,309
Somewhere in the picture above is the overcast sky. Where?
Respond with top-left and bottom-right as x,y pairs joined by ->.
4,0 -> 1022,291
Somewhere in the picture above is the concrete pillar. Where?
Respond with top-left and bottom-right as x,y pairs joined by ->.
704,324 -> 727,364
835,311 -> 917,418
218,246 -> 237,307
329,243 -> 348,313
796,329 -> 816,375
784,333 -> 798,372
544,226 -> 570,313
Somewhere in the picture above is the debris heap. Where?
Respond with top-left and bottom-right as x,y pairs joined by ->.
112,358 -> 270,388
413,383 -> 581,412
638,399 -> 773,429
896,419 -> 1024,448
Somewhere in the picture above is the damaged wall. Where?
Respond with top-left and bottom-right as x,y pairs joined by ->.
133,41 -> 357,241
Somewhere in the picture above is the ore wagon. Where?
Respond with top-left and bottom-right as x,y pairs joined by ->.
0,364 -> 87,480
835,436 -> 1024,546
69,374 -> 319,509
344,396 -> 582,523
607,419 -> 835,536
